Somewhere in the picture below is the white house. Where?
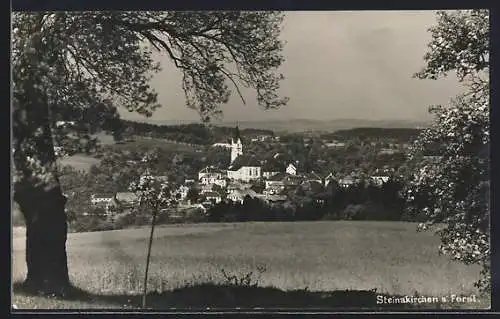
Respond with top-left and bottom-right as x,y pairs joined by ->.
204,191 -> 222,204
379,148 -> 396,155
227,181 -> 252,192
262,171 -> 280,178
286,163 -> 297,176
199,172 -> 227,187
324,141 -> 346,148
200,184 -> 214,194
370,176 -> 390,186
90,193 -> 115,206
212,142 -> 232,149
55,121 -> 76,128
265,179 -> 285,191
227,189 -> 258,204
115,192 -> 138,205
263,174 -> 286,195
338,177 -> 356,188
176,185 -> 190,200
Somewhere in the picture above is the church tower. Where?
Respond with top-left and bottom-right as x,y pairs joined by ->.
230,125 -> 243,164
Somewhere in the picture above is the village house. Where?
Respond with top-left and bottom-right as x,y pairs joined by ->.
250,135 -> 272,142
90,193 -> 115,206
324,141 -> 346,148
370,175 -> 390,186
175,185 -> 190,201
262,170 -> 280,178
204,191 -> 222,204
227,180 -> 252,192
378,148 -> 396,155
89,192 -> 138,219
264,174 -> 286,194
227,189 -> 259,204
283,174 -> 303,188
301,172 -> 323,185
286,163 -> 297,176
199,172 -> 227,188
338,177 -> 356,188
200,184 -> 214,194
263,186 -> 284,196
55,121 -> 76,128
115,192 -> 139,206
211,142 -> 232,149
262,160 -> 283,179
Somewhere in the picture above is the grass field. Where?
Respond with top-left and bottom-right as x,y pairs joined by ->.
11,221 -> 489,310
58,154 -> 101,172
105,136 -> 202,153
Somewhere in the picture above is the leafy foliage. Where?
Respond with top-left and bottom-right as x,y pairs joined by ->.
129,152 -> 179,211
405,9 -> 490,294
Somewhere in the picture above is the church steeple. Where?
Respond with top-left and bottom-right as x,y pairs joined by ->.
230,124 -> 243,164
233,123 -> 241,143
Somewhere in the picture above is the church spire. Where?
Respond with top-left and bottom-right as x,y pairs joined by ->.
230,122 -> 243,164
233,122 -> 241,142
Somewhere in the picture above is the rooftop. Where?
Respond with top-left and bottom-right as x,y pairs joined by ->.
228,155 -> 261,171
267,173 -> 287,181
91,193 -> 115,199
115,192 -> 138,202
204,191 -> 221,197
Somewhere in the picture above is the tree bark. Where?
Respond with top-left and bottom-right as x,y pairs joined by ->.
15,185 -> 70,295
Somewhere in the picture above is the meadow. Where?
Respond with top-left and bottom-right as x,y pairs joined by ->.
58,154 -> 101,173
11,221 -> 489,309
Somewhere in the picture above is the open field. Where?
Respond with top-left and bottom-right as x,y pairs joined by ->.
58,154 -> 101,172
105,136 -> 203,153
12,221 -> 489,309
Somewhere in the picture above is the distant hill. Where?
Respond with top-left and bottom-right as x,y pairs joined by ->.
115,119 -> 275,145
143,118 -> 431,133
326,127 -> 423,141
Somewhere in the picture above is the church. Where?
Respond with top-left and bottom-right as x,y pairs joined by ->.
226,126 -> 262,182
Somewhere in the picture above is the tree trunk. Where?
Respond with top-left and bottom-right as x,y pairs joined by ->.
15,185 -> 70,295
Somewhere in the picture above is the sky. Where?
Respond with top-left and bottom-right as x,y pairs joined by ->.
119,11 -> 465,124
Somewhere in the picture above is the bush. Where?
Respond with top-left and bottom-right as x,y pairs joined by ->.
69,215 -> 108,233
113,213 -> 137,229
340,204 -> 365,220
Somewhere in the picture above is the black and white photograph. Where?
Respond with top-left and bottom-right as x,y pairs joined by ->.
11,9 -> 490,311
